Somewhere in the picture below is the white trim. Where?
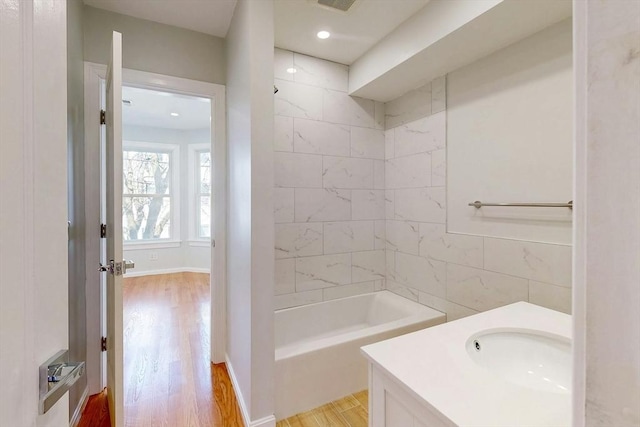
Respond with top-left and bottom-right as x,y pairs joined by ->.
188,240 -> 211,247
123,240 -> 181,250
188,142 -> 212,240
69,386 -> 89,427
123,267 -> 210,278
226,356 -> 277,427
84,61 -> 228,396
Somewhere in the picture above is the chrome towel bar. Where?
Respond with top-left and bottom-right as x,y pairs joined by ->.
469,200 -> 573,209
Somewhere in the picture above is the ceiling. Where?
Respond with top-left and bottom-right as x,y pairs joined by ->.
84,0 -> 430,66
83,0 -> 238,38
274,0 -> 429,65
122,86 -> 211,130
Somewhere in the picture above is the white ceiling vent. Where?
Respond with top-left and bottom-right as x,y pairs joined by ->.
316,0 -> 358,12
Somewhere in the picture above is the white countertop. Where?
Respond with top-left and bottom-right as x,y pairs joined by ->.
361,302 -> 572,427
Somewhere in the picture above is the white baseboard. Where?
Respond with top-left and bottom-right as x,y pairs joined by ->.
123,267 -> 210,278
69,386 -> 89,427
225,355 -> 276,427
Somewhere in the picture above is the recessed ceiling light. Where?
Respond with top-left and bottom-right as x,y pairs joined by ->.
286,67 -> 297,74
170,112 -> 179,117
317,30 -> 330,39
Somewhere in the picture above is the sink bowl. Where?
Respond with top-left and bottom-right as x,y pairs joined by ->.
466,329 -> 571,394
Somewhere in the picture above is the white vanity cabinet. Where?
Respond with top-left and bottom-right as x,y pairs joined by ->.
368,363 -> 450,427
361,302 -> 572,427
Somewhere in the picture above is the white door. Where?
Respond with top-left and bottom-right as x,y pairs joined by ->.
105,30 -> 125,427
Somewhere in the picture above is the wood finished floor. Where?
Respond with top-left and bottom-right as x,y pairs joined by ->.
77,389 -> 111,427
79,272 -> 369,427
76,272 -> 243,427
277,391 -> 369,427
123,272 -> 242,426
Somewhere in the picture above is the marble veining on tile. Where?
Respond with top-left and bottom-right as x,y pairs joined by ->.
385,152 -> 432,189
385,220 -> 420,255
323,156 -> 374,189
351,127 -> 385,160
446,263 -> 529,312
275,152 -> 323,188
275,223 -> 323,259
352,250 -> 386,282
296,253 -> 352,291
274,188 -> 295,223
323,221 -> 374,254
274,50 -> 573,321
295,188 -> 351,223
393,111 -> 446,158
274,48 -> 385,307
351,190 -> 385,220
274,115 -> 294,152
395,252 -> 446,298
274,78 -> 323,120
293,118 -> 350,156
384,81 -> 432,129
419,223 -> 483,268
394,187 -> 446,223
293,52 -> 349,92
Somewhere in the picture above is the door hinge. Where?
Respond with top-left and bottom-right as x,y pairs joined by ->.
100,109 -> 106,125
101,336 -> 107,352
100,223 -> 107,238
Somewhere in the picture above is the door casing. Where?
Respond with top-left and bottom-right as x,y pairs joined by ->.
83,61 -> 227,395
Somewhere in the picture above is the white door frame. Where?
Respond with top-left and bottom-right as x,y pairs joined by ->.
83,61 -> 227,394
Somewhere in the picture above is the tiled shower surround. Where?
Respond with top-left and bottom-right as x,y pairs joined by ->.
273,48 -> 572,318
274,49 -> 386,309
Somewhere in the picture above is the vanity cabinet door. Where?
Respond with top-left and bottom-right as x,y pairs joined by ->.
385,393 -> 415,427
369,364 -> 450,427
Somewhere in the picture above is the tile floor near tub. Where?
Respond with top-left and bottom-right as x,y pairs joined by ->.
277,390 -> 368,427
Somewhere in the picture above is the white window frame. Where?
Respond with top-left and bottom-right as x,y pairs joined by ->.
122,140 -> 181,248
188,142 -> 212,245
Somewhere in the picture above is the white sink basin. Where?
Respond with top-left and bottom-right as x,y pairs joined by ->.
466,329 -> 571,394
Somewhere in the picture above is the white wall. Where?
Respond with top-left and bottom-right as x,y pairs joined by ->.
447,19 -> 573,244
122,125 -> 211,276
0,0 -> 70,425
349,0 -> 572,102
225,0 -> 275,424
573,1 -> 640,425
383,24 -> 572,320
83,5 -> 226,85
273,48 -> 386,310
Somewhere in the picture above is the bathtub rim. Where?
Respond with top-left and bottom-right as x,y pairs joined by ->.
275,290 -> 445,360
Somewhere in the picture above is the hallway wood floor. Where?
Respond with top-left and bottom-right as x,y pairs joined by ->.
117,272 -> 243,426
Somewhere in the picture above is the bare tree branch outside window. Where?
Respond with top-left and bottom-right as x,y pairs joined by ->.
122,149 -> 172,240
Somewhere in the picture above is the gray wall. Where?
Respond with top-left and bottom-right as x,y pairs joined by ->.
83,6 -> 226,84
225,0 -> 275,421
67,0 -> 87,420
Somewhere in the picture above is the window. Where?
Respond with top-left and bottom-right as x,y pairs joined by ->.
195,149 -> 211,239
122,142 -> 179,242
189,143 -> 211,241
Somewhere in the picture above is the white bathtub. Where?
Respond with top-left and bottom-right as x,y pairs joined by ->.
275,290 -> 445,420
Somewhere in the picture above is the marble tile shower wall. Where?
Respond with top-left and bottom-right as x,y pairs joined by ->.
273,49 -> 386,310
272,49 -> 572,317
384,77 -> 573,320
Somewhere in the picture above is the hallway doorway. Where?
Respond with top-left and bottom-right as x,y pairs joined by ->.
83,64 -> 228,420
